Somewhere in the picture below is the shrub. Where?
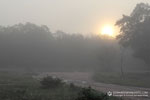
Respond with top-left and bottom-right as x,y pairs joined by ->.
76,87 -> 108,100
40,76 -> 64,89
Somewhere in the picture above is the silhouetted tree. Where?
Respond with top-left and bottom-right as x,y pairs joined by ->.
116,3 -> 150,66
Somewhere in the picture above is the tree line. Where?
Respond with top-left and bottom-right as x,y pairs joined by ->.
0,22 -> 119,72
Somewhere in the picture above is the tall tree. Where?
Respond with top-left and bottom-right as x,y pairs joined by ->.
116,3 -> 150,66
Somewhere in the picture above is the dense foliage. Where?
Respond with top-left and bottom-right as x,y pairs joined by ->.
116,3 -> 150,65
76,87 -> 108,100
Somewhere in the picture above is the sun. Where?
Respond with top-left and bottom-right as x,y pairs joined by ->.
101,25 -> 114,37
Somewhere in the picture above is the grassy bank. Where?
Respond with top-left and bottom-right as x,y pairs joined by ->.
0,71 -> 119,100
93,72 -> 150,88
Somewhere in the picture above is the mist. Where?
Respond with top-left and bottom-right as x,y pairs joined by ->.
0,1 -> 150,100
0,22 -> 148,73
0,0 -> 150,34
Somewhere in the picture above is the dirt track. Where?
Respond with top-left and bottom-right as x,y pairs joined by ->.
34,72 -> 150,100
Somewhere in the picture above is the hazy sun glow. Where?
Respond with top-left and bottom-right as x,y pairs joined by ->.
101,25 -> 114,37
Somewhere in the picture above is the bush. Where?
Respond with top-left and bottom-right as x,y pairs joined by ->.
76,87 -> 108,100
40,76 -> 64,89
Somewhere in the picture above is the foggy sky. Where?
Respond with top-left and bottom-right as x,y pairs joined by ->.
0,0 -> 150,34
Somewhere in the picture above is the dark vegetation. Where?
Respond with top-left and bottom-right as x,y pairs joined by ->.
0,72 -> 120,100
75,87 -> 119,100
40,76 -> 64,89
116,3 -> 150,66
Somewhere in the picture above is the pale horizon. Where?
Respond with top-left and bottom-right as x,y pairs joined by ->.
0,0 -> 150,35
